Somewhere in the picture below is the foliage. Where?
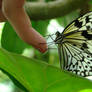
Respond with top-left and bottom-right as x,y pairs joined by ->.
1,22 -> 29,54
0,48 -> 92,92
0,0 -> 92,92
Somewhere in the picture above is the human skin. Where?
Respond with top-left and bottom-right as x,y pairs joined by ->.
0,0 -> 47,53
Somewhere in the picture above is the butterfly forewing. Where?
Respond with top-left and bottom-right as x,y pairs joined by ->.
56,12 -> 92,77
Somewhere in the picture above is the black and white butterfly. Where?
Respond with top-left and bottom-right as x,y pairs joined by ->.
54,12 -> 92,77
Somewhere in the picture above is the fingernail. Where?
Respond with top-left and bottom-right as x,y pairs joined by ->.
38,47 -> 48,53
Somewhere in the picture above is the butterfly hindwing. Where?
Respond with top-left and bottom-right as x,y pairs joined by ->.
62,42 -> 92,77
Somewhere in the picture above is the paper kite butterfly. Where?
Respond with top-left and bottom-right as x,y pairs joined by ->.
54,12 -> 92,77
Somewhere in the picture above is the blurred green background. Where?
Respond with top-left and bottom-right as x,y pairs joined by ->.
0,0 -> 92,92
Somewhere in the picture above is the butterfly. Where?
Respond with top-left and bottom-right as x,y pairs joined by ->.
54,12 -> 92,77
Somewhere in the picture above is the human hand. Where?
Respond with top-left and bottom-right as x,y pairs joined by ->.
0,0 -> 47,53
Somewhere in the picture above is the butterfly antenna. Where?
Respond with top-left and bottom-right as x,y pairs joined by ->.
48,48 -> 57,50
43,34 -> 55,40
39,41 -> 55,46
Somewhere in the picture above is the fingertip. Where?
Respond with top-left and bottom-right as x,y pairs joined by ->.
24,27 -> 48,53
38,42 -> 48,53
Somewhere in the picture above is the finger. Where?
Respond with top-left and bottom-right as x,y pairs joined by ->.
0,0 -> 6,22
0,10 -> 6,22
2,0 -> 47,53
24,28 -> 48,53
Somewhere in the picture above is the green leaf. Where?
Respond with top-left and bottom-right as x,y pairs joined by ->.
1,22 -> 29,54
0,48 -> 92,92
32,20 -> 49,36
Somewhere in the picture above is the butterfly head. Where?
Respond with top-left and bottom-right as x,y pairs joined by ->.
54,31 -> 63,44
55,31 -> 61,37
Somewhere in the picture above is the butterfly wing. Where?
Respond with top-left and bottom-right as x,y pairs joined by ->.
57,12 -> 92,77
61,42 -> 92,77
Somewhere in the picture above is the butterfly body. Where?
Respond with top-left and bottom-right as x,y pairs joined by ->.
55,12 -> 92,77
54,31 -> 63,44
